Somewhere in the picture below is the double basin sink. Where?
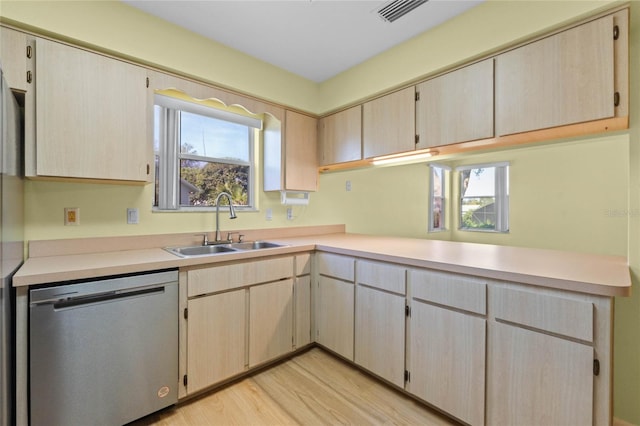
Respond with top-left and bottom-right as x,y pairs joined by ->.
165,241 -> 285,258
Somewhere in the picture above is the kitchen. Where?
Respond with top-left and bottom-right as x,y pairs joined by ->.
0,0 -> 639,425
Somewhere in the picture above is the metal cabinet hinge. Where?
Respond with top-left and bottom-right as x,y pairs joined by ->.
146,77 -> 149,88
26,45 -> 32,59
613,25 -> 619,41
405,305 -> 411,317
415,135 -> 419,145
593,359 -> 600,376
404,370 -> 410,383
614,92 -> 620,107
26,71 -> 32,84
183,307 -> 188,320
183,374 -> 188,386
146,164 -> 150,175
415,92 -> 420,101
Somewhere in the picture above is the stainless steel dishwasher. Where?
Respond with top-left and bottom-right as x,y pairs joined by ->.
29,269 -> 179,426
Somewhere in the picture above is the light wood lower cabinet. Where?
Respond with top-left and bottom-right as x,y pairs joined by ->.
183,255 -> 298,395
186,289 -> 247,394
311,255 -> 612,426
355,260 -> 406,388
316,276 -> 354,360
486,285 -> 601,426
294,254 -> 312,348
249,279 -> 294,367
407,269 -> 487,426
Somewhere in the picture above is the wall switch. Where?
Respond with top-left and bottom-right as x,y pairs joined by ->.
127,208 -> 139,224
346,180 -> 352,191
64,207 -> 79,226
266,208 -> 273,221
287,207 -> 293,220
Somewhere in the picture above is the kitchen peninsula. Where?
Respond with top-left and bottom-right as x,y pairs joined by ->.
13,225 -> 630,425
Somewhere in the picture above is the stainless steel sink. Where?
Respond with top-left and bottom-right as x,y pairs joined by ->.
227,241 -> 284,250
164,244 -> 238,258
164,241 -> 285,258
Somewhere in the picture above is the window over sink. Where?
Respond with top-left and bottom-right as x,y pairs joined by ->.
154,94 -> 262,211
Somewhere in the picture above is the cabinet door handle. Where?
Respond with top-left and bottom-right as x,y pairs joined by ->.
614,92 -> 620,107
26,71 -> 32,84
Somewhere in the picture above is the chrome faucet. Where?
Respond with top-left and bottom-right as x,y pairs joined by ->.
214,192 -> 237,242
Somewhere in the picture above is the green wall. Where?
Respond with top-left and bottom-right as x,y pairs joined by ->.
2,0 -> 639,423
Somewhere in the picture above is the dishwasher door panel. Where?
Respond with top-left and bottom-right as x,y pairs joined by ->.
30,271 -> 179,426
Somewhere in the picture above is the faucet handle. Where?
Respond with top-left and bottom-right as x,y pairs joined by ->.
238,234 -> 245,242
226,232 -> 239,243
195,233 -> 209,246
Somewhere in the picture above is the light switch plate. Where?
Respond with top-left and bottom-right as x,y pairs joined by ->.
127,208 -> 139,224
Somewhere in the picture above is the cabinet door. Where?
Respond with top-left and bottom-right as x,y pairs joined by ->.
318,105 -> 362,166
249,279 -> 294,367
363,86 -> 415,158
285,110 -> 318,191
416,59 -> 493,148
0,27 -> 28,92
409,300 -> 486,426
315,276 -> 354,360
487,322 -> 593,425
495,15 -> 614,136
355,285 -> 405,387
187,289 -> 246,394
34,38 -> 149,181
295,274 -> 312,348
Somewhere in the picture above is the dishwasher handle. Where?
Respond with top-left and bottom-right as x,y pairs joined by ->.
51,286 -> 165,309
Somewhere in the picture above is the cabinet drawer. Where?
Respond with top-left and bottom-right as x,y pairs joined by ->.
356,260 -> 405,295
317,252 -> 354,282
187,256 -> 294,297
409,269 -> 486,315
296,253 -> 311,276
492,286 -> 593,342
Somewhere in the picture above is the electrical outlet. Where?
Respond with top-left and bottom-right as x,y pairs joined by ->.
64,208 -> 79,226
287,207 -> 293,220
266,208 -> 273,221
127,208 -> 139,224
346,180 -> 352,191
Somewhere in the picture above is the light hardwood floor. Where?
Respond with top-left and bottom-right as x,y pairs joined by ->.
131,348 -> 458,425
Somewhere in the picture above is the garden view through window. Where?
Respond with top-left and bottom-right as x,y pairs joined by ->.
154,95 -> 260,210
458,163 -> 509,232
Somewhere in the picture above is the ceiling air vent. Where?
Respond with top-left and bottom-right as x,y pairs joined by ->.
377,0 -> 428,23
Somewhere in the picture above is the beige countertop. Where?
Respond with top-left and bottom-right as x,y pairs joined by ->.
13,231 -> 631,297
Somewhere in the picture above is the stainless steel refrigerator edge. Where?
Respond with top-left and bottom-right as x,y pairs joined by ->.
0,65 -> 25,426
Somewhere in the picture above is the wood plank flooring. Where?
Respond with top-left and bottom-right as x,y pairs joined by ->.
131,347 -> 458,425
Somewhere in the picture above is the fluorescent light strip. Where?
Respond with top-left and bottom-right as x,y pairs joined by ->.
372,150 -> 439,166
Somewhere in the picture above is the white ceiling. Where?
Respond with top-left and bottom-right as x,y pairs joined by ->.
122,0 -> 483,83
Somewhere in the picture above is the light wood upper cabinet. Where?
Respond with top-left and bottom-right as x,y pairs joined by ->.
318,105 -> 362,166
264,110 -> 318,192
496,13 -> 619,136
32,38 -> 149,182
416,59 -> 494,148
0,27 -> 29,92
363,86 -> 415,159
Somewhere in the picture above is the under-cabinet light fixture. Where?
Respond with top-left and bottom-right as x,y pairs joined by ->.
372,149 -> 439,166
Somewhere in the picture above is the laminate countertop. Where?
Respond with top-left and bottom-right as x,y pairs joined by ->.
13,232 -> 631,297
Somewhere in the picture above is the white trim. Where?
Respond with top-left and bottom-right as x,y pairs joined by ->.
455,161 -> 509,172
155,94 -> 262,129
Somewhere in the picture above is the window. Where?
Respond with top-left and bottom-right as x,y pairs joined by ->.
457,162 -> 509,232
154,94 -> 261,210
429,164 -> 449,232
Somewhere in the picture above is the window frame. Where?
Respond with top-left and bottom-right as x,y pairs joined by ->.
456,162 -> 509,233
428,163 -> 450,232
154,94 -> 260,211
